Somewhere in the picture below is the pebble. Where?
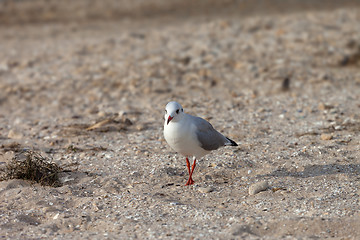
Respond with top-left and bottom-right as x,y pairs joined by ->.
320,133 -> 333,140
198,187 -> 214,193
2,151 -> 15,164
135,124 -> 146,131
334,126 -> 342,130
209,163 -> 217,167
97,111 -> 106,117
8,129 -> 23,139
342,117 -> 354,125
0,62 -> 9,72
249,181 -> 269,195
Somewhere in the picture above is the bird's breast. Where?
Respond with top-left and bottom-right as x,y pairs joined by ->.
164,122 -> 189,146
164,120 -> 208,158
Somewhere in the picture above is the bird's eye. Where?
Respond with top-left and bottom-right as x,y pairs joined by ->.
181,108 -> 183,112
176,109 -> 179,114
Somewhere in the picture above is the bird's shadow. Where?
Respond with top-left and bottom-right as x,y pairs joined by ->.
258,163 -> 360,178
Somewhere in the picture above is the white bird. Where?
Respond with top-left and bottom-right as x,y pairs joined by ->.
163,101 -> 238,185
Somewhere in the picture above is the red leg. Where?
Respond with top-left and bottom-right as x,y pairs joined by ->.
190,159 -> 196,176
186,158 -> 191,175
185,159 -> 196,186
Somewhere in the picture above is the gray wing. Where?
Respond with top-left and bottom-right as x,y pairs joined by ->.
192,116 -> 228,151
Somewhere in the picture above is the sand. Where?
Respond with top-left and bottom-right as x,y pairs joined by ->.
0,1 -> 360,239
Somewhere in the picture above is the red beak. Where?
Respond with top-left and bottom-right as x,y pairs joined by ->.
167,116 -> 173,125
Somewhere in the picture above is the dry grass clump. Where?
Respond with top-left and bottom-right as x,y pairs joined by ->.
0,150 -> 62,187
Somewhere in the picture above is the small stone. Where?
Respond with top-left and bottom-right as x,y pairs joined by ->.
320,133 -> 333,140
136,124 -> 145,131
5,179 -> 31,189
249,181 -> 269,195
318,103 -> 333,111
0,62 -> 9,72
16,214 -> 40,225
342,117 -> 352,125
97,111 -> 106,117
281,77 -> 291,91
123,118 -> 133,126
318,103 -> 325,111
2,151 -> 15,164
217,204 -> 226,209
8,129 -> 23,139
334,126 -> 342,130
329,109 -> 337,114
198,187 -> 214,193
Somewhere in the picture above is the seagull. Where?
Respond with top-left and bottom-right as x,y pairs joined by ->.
163,101 -> 238,186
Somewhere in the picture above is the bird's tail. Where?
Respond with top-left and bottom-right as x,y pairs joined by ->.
225,137 -> 238,146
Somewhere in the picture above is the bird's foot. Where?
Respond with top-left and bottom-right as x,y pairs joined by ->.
185,177 -> 195,186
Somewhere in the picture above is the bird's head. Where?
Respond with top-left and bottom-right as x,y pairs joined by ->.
164,101 -> 184,125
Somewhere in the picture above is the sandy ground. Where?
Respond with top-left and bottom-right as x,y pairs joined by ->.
0,1 -> 360,239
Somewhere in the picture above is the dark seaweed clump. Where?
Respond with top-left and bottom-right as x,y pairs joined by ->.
1,150 -> 62,187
